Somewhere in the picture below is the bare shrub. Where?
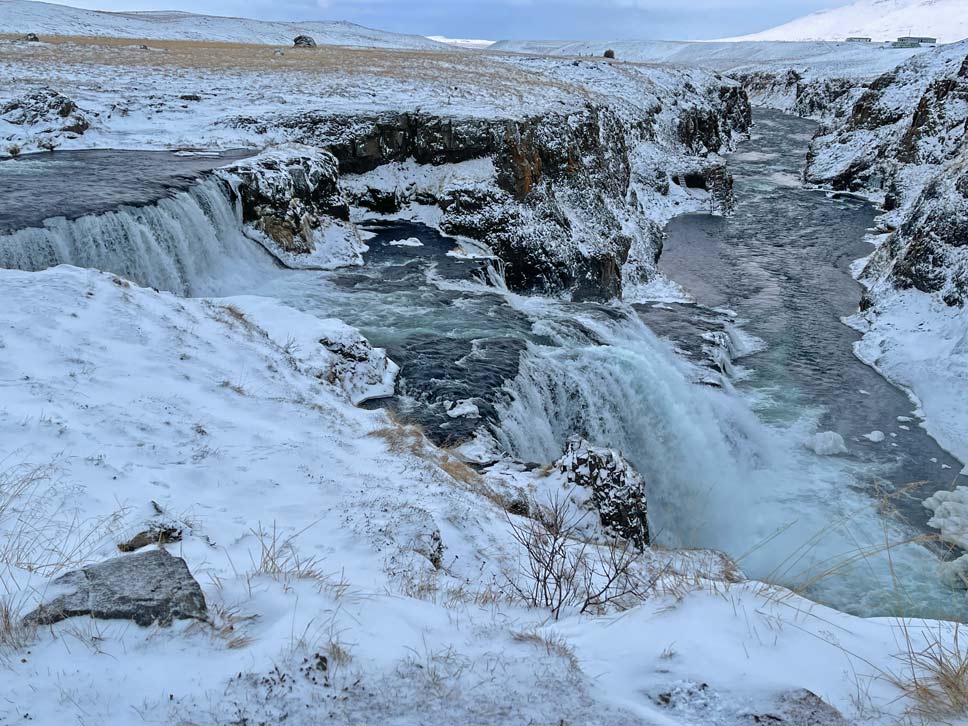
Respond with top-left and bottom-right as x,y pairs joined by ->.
502,491 -> 654,619
6,144 -> 20,158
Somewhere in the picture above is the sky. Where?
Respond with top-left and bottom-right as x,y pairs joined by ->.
50,0 -> 854,40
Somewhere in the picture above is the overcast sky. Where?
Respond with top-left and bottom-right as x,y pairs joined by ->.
52,0 -> 853,40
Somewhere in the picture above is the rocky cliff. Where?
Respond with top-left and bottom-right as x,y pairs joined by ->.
805,41 -> 968,307
233,61 -> 751,301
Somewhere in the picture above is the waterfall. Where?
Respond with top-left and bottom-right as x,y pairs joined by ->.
0,177 -> 275,296
494,300 -> 954,616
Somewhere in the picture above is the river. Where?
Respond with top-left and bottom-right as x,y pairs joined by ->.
2,111 -> 966,619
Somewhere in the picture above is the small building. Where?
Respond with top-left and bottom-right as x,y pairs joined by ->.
892,40 -> 923,48
897,36 -> 938,45
846,37 -> 872,43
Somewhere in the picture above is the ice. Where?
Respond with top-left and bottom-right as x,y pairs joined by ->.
805,431 -> 848,456
863,430 -> 886,443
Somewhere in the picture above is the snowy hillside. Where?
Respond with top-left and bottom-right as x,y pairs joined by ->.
492,38 -> 927,78
0,0 -> 449,49
728,0 -> 968,44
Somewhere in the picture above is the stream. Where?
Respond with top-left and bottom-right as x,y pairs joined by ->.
2,111 -> 966,620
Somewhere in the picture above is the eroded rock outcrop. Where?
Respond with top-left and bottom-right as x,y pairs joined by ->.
557,436 -> 649,549
1,87 -> 93,140
806,42 -> 968,307
233,76 -> 750,301
738,69 -> 861,121
218,146 -> 367,269
25,548 -> 208,627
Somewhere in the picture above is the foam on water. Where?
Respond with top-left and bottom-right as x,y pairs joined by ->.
494,300 -> 961,617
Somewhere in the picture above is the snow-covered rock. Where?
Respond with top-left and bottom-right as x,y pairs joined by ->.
218,145 -> 367,270
557,436 -> 650,549
0,86 -> 93,148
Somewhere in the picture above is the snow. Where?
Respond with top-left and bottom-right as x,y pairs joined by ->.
2,265 -> 965,724
805,431 -> 849,456
863,430 -> 886,443
1,265 -> 956,724
446,400 -> 481,419
492,38 -> 928,80
727,0 -> 967,45
848,288 -> 968,475
0,0 -> 450,49
426,35 -> 495,50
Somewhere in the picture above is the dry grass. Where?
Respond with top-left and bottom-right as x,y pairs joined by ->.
887,621 -> 968,723
0,34 -> 583,104
0,461 -> 125,576
511,628 -> 580,672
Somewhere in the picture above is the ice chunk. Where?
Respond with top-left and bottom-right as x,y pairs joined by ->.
805,431 -> 847,456
863,431 -> 885,443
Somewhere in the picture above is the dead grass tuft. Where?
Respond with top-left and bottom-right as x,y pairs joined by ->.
887,621 -> 968,722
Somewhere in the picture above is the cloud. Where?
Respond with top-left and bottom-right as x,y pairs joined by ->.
51,0 -> 852,40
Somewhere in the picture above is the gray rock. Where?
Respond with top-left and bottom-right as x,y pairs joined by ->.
26,549 -> 208,627
749,689 -> 852,725
20,33 -> 40,42
293,35 -> 317,48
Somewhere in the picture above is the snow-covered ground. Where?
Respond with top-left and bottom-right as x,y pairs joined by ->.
427,35 -> 495,49
0,264 -> 960,725
0,0 -> 449,49
492,38 -> 928,79
0,35 -> 740,154
727,0 -> 967,44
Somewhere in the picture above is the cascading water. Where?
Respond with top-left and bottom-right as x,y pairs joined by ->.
494,299 -> 959,617
0,176 -> 274,296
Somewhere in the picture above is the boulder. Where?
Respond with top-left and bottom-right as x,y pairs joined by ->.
557,436 -> 649,549
750,689 -> 852,725
25,549 -> 208,627
0,87 -> 92,136
218,145 -> 365,269
293,35 -> 317,48
20,33 -> 40,42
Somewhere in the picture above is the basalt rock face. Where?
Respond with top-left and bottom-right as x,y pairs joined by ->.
218,146 -> 366,269
233,79 -> 750,301
557,436 -> 650,550
806,42 -> 968,307
737,70 -> 861,121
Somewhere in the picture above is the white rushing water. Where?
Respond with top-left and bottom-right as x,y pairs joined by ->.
495,296 -> 958,617
0,177 -> 273,296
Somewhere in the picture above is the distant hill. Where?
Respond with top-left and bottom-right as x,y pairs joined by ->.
0,0 -> 451,49
490,39 -> 928,78
726,0 -> 967,44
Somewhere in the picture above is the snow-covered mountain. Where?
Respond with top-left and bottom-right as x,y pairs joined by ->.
0,0 -> 450,49
728,0 -> 968,44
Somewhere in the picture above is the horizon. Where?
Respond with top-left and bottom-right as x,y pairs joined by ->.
33,0 -> 857,41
